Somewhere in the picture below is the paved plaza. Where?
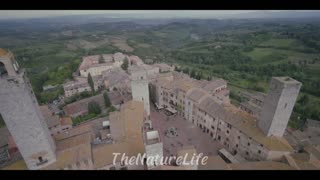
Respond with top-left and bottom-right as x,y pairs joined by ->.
150,104 -> 223,158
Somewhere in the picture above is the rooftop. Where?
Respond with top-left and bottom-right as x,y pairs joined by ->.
186,88 -> 208,103
273,76 -> 302,85
202,79 -> 227,92
63,94 -> 105,116
79,55 -> 101,71
60,117 -> 73,126
0,48 -> 8,56
92,100 -> 145,168
39,105 -> 60,128
146,130 -> 161,145
198,97 -> 293,152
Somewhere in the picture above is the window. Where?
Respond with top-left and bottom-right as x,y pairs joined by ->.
284,103 -> 287,109
38,157 -> 43,163
211,126 -> 215,130
227,123 -> 232,129
227,130 -> 229,134
218,136 -> 221,141
260,144 -> 264,147
238,136 -> 240,140
236,144 -> 238,148
246,151 -> 249,156
226,138 -> 229,141
258,150 -> 261,154
248,143 -> 250,146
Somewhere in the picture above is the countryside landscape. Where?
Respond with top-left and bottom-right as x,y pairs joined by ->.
1,15 -> 319,130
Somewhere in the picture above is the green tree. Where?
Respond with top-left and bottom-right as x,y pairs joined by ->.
121,58 -> 129,71
190,69 -> 196,78
103,92 -> 111,108
88,101 -> 101,115
88,73 -> 95,93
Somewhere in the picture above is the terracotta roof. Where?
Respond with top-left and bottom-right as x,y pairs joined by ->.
92,100 -> 145,169
102,54 -> 113,62
56,131 -> 91,151
44,138 -> 92,170
202,79 -> 227,92
0,48 -> 8,56
198,97 -> 293,152
79,55 -> 101,71
186,88 -> 208,103
60,117 -> 73,126
39,105 -> 60,128
54,123 -> 92,141
63,94 -> 105,116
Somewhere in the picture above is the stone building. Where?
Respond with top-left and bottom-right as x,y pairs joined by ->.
0,48 -> 56,170
239,91 -> 266,118
152,63 -> 174,73
150,74 -> 299,161
102,67 -> 131,93
63,78 -> 91,97
150,71 -> 229,116
63,94 -> 105,118
258,77 -> 302,137
79,55 -> 113,77
113,52 -> 126,67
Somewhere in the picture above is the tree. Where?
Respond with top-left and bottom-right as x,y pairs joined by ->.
88,101 -> 101,115
121,58 -> 129,71
190,69 -> 196,78
88,73 -> 95,93
103,92 -> 111,108
99,55 -> 104,64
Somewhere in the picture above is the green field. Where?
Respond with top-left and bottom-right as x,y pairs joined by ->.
1,18 -> 319,129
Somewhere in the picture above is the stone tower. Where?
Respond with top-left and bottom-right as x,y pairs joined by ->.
0,49 -> 56,170
258,77 -> 302,137
130,68 -> 151,117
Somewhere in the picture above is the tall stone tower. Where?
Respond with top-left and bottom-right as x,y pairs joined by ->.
0,49 -> 56,170
130,67 -> 151,117
258,77 -> 302,137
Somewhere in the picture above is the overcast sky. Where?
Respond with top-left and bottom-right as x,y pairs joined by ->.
0,10 -> 318,20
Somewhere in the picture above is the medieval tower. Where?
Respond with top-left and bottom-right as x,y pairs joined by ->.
130,68 -> 151,117
258,76 -> 302,137
0,49 -> 56,170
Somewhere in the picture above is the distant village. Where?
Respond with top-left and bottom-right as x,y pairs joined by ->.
0,48 -> 320,170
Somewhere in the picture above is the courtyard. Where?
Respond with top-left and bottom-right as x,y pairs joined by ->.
150,104 -> 223,158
